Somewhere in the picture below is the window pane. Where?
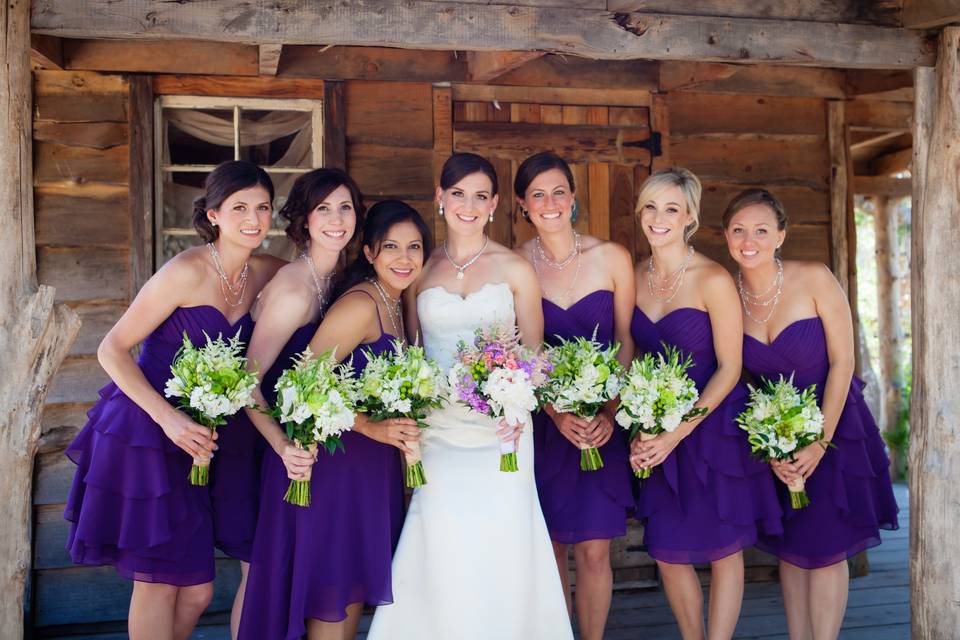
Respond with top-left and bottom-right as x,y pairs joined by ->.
239,109 -> 313,169
164,108 -> 236,166
162,171 -> 208,230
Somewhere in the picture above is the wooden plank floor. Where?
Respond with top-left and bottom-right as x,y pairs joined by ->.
48,484 -> 908,640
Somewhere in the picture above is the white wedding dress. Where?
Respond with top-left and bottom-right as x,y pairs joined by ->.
368,282 -> 573,640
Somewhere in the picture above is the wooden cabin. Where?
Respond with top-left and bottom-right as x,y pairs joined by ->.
1,1 -> 957,638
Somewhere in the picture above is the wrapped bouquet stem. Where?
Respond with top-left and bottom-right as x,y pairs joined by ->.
270,348 -> 361,507
359,339 -> 445,488
164,330 -> 258,486
616,344 -> 708,480
736,374 -> 826,510
542,329 -> 623,472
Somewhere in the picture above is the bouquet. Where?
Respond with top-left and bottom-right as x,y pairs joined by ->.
359,338 -> 446,488
164,330 -> 258,486
736,374 -> 825,509
449,325 -> 551,472
615,344 -> 708,479
271,348 -> 361,506
541,330 -> 623,471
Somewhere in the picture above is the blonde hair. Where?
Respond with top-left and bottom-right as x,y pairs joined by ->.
635,167 -> 702,242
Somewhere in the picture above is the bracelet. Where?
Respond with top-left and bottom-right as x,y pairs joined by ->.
817,440 -> 830,451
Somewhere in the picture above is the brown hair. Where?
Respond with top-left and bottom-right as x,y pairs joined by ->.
192,160 -> 274,242
280,168 -> 366,251
721,188 -> 788,231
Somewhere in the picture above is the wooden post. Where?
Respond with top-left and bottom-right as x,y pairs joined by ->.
0,0 -> 81,635
827,101 -> 850,295
872,195 -> 904,476
910,27 -> 960,640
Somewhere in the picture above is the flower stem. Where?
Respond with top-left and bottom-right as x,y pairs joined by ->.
790,490 -> 810,510
634,466 -> 651,480
580,446 -> 604,471
405,461 -> 428,488
284,479 -> 311,507
500,452 -> 518,473
189,464 -> 209,486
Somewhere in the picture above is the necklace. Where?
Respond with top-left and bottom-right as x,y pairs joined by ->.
533,233 -> 582,305
207,243 -> 249,308
738,259 -> 784,324
443,236 -> 489,280
302,253 -> 335,315
369,278 -> 405,339
647,245 -> 693,303
535,231 -> 580,270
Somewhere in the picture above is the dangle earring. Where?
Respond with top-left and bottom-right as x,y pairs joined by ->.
571,201 -> 580,224
489,210 -> 494,223
438,202 -> 445,217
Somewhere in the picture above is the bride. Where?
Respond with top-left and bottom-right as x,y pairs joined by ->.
368,153 -> 573,639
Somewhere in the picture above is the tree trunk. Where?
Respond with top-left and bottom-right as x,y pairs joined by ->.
910,27 -> 960,640
0,1 -> 81,636
872,195 -> 905,477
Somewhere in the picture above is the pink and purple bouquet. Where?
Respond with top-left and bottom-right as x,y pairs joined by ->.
449,325 -> 551,472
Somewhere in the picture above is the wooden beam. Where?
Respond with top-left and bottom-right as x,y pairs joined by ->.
63,39 -> 258,75
903,0 -> 960,29
128,77 -> 153,293
827,101 -> 849,295
432,86 -> 453,243
660,61 -> 846,97
853,175 -> 912,197
322,81 -> 346,169
281,45 -> 467,82
153,75 -> 324,99
453,84 -> 651,107
871,147 -> 912,175
1,1 -> 81,636
910,26 -> 960,640
466,51 -> 544,82
849,130 -> 908,151
845,100 -> 913,131
258,44 -> 283,76
30,2 -> 935,69
845,69 -> 913,100
454,122 -> 652,164
607,0 -> 903,27
30,34 -> 62,70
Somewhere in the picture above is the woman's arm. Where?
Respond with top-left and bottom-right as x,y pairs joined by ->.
607,242 -> 637,369
508,255 -> 544,350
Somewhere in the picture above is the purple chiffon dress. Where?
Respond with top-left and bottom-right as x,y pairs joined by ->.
239,313 -> 404,639
64,305 -> 252,585
743,317 -> 899,568
630,307 -> 783,564
534,291 -> 634,543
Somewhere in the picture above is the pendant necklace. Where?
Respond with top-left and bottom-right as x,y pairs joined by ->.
208,243 -> 249,308
443,236 -> 489,280
647,245 -> 693,303
369,277 -> 405,339
533,232 -> 582,305
302,252 -> 336,317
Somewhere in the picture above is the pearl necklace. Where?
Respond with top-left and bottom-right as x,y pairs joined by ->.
535,231 -> 581,270
443,236 -> 489,280
647,246 -> 693,303
533,233 -> 582,305
738,259 -> 784,325
301,253 -> 335,317
369,278 -> 405,339
207,243 -> 249,308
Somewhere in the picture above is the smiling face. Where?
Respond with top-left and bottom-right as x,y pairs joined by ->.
638,185 -> 695,249
518,168 -> 574,233
436,171 -> 499,236
364,220 -> 425,296
207,185 -> 273,249
724,203 -> 786,269
307,184 -> 357,253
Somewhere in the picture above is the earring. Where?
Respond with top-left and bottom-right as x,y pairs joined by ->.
489,211 -> 494,223
211,221 -> 218,227
438,202 -> 444,217
571,201 -> 580,224
520,207 -> 530,222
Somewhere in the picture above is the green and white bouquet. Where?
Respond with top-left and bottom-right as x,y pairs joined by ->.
736,374 -> 825,509
271,348 -> 362,507
615,344 -> 708,479
541,329 -> 623,471
359,339 -> 446,488
164,330 -> 258,486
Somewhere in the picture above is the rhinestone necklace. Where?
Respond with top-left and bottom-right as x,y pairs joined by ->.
369,278 -> 405,339
443,236 -> 489,280
207,243 -> 249,308
533,235 -> 583,305
738,259 -> 784,325
535,231 -> 580,270
647,245 -> 693,303
302,253 -> 336,316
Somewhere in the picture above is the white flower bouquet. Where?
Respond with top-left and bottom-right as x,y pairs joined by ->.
359,339 -> 446,488
270,348 -> 361,506
615,344 -> 708,479
541,330 -> 623,471
449,325 -> 551,472
736,374 -> 825,509
164,330 -> 258,486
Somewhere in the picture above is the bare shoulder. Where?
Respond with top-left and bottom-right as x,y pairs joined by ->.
327,284 -> 379,322
152,246 -> 208,292
515,238 -> 536,260
787,260 -> 838,291
257,263 -> 312,315
251,253 -> 288,279
694,252 -> 733,283
589,237 -> 632,266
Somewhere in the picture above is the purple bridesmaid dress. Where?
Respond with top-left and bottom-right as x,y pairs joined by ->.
534,291 -> 634,543
630,307 -> 783,564
239,303 -> 404,639
64,305 -> 252,585
743,317 -> 899,568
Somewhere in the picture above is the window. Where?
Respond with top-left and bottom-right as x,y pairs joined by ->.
154,95 -> 324,265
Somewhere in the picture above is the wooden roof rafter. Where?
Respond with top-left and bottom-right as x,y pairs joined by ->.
31,0 -> 936,69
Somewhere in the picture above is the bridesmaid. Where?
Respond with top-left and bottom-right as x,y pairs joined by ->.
628,167 -> 782,640
63,160 -> 283,640
514,151 -> 635,639
239,197 -> 430,640
722,189 -> 899,640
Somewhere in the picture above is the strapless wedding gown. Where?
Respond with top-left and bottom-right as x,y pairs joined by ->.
368,282 -> 573,640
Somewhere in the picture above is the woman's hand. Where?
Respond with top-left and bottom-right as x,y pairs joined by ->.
280,441 -> 318,481
497,418 -> 524,452
548,407 -> 591,448
357,416 -> 421,454
770,458 -> 801,485
582,411 -> 615,448
632,430 -> 682,469
791,442 -> 827,480
159,409 -> 218,459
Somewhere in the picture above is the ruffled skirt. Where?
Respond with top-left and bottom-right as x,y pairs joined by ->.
209,411 -> 263,561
